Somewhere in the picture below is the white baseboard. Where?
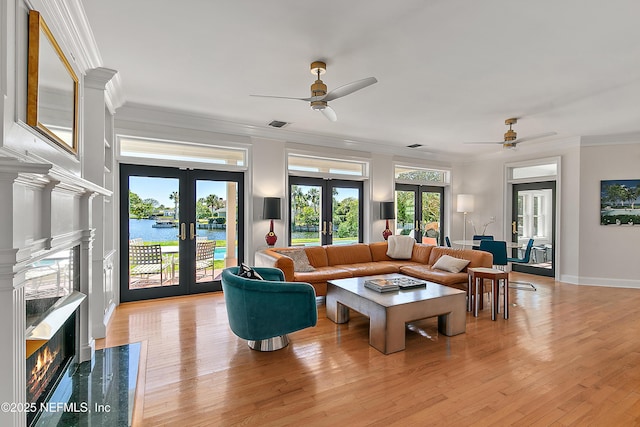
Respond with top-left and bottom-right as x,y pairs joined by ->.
560,274 -> 640,289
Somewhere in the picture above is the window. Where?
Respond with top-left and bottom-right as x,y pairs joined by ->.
288,154 -> 368,178
119,136 -> 247,167
395,165 -> 448,184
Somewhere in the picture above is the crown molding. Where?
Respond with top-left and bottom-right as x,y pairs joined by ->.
581,132 -> 640,146
115,102 -> 457,163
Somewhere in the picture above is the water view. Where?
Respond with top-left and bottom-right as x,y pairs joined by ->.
129,219 -> 232,260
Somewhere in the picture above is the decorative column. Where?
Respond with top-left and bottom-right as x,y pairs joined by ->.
0,159 -> 51,427
83,67 -> 117,341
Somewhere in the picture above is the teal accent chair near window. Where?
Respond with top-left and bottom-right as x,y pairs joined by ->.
221,267 -> 317,351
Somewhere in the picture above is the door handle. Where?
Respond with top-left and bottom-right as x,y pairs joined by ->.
178,223 -> 186,241
512,221 -> 517,235
328,222 -> 333,235
322,221 -> 327,235
190,223 -> 196,240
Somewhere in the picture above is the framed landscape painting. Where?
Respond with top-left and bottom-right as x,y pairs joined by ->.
600,179 -> 640,225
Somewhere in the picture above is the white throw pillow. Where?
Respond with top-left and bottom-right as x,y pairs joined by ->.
386,235 -> 415,259
274,249 -> 315,272
432,255 -> 470,273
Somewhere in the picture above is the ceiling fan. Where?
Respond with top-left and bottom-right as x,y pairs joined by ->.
464,118 -> 557,149
250,61 -> 378,122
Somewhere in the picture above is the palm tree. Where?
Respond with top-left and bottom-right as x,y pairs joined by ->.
205,194 -> 224,217
169,191 -> 179,219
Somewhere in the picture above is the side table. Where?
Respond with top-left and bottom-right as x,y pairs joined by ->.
467,267 -> 509,320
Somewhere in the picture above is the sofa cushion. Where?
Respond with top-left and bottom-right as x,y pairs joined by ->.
369,242 -> 394,261
304,246 -> 329,267
326,243 -> 372,266
410,244 -> 433,264
274,248 -> 315,272
339,262 -> 400,276
399,265 -> 468,288
432,254 -> 470,273
293,266 -> 352,283
386,235 -> 415,259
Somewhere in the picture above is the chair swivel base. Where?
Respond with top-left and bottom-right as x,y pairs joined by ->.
247,334 -> 289,351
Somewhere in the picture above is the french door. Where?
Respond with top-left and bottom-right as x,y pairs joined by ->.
395,184 -> 445,244
289,177 -> 363,246
120,164 -> 244,302
511,181 -> 555,277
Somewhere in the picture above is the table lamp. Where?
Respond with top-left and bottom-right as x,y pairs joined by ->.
263,197 -> 281,247
380,201 -> 395,240
456,194 -> 474,241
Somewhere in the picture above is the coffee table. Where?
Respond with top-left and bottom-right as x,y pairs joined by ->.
326,273 -> 466,354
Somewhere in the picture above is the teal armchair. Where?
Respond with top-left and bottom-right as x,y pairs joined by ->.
221,267 -> 317,351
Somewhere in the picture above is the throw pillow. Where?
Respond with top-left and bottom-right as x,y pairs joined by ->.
386,235 -> 415,259
237,263 -> 264,280
274,249 -> 315,272
432,255 -> 470,273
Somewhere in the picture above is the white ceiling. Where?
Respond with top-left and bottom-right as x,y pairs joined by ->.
80,0 -> 640,158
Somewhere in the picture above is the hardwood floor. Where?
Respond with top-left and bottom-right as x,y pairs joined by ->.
96,273 -> 640,426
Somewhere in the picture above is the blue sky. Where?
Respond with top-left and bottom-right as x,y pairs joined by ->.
130,176 -> 228,206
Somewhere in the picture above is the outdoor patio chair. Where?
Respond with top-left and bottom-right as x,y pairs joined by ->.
195,240 -> 216,280
129,244 -> 171,286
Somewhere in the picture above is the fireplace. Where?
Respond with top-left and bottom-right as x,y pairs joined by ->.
24,246 -> 84,427
25,314 -> 76,426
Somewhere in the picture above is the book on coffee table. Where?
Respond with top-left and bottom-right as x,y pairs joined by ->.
364,279 -> 399,292
394,277 -> 427,289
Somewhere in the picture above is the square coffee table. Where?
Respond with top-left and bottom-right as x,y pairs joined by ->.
326,273 -> 466,354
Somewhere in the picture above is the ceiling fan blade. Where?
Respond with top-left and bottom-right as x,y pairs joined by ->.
320,105 -> 337,122
512,132 -> 557,144
463,141 -> 503,145
250,94 -> 313,102
323,77 -> 378,102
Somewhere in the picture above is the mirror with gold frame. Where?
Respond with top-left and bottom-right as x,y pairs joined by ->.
27,10 -> 79,155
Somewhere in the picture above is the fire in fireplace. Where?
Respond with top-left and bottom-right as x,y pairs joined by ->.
24,245 -> 82,427
25,312 -> 75,426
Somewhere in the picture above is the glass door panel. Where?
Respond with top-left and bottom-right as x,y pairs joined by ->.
421,190 -> 442,244
193,178 -> 240,286
126,173 -> 182,294
289,177 -> 362,246
331,186 -> 361,245
511,182 -> 555,277
396,189 -> 417,238
290,183 -> 323,246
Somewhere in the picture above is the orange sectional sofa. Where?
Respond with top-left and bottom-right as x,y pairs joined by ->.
255,242 -> 492,296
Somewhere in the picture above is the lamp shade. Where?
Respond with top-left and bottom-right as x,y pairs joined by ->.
380,201 -> 395,219
263,197 -> 282,220
456,194 -> 474,213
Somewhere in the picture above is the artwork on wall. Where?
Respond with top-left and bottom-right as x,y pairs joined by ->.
600,179 -> 640,225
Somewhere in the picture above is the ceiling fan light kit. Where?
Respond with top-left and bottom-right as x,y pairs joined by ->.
310,61 -> 326,75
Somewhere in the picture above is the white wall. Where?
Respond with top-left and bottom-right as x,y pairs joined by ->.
454,140 -> 584,283
250,137 -> 286,258
578,141 -> 640,287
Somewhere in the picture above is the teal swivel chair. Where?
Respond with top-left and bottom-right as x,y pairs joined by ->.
221,267 -> 317,351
